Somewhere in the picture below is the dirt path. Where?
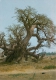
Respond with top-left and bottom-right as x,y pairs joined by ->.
0,69 -> 56,80
0,69 -> 56,75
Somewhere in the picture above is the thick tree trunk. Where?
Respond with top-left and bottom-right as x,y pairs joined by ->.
20,25 -> 37,61
22,25 -> 36,47
22,34 -> 31,47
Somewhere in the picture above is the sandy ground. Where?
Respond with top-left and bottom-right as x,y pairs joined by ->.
0,55 -> 56,80
0,69 -> 56,75
0,69 -> 56,80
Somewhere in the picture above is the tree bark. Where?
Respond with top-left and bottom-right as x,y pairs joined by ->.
22,25 -> 36,47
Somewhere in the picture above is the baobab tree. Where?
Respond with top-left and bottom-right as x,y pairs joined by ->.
0,6 -> 56,62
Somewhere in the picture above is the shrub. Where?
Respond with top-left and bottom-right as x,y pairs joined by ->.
43,65 -> 56,69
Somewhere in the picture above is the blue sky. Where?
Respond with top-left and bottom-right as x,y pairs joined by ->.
0,0 -> 56,52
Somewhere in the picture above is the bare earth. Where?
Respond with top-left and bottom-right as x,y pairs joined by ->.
0,69 -> 56,74
0,69 -> 56,80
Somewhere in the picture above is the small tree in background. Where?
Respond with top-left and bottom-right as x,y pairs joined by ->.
0,6 -> 56,62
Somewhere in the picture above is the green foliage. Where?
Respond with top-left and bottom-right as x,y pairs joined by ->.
43,65 -> 56,69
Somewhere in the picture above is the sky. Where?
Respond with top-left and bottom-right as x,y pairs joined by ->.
0,0 -> 56,52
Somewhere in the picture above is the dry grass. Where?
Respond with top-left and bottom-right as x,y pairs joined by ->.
0,55 -> 56,71
0,55 -> 56,80
0,71 -> 56,80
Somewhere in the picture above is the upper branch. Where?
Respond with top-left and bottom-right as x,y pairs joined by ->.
27,41 -> 42,51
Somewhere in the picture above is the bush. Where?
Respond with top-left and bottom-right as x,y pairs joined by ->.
43,65 -> 56,69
